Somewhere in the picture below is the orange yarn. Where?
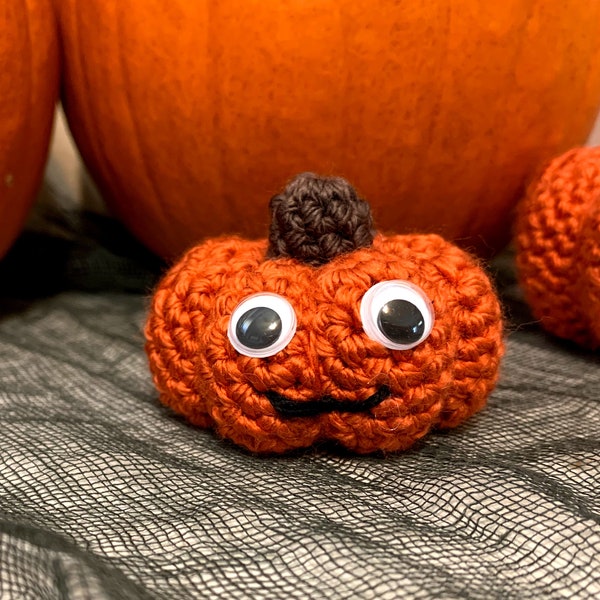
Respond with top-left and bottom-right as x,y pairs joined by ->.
515,146 -> 600,348
145,174 -> 504,454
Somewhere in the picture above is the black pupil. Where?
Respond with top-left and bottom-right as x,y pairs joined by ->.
378,300 -> 425,344
235,307 -> 282,350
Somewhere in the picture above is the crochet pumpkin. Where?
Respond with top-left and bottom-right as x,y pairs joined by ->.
515,146 -> 600,349
145,174 -> 504,454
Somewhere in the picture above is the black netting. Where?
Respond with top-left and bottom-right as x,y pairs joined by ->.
0,206 -> 598,599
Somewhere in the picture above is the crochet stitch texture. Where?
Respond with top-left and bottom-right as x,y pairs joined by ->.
145,173 -> 504,454
515,146 -> 600,348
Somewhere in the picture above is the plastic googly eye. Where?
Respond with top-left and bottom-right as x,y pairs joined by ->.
360,280 -> 434,350
227,293 -> 297,357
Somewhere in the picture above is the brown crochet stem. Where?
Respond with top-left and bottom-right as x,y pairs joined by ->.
266,172 -> 375,265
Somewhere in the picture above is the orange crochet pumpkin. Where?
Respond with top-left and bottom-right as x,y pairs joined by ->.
515,146 -> 600,349
56,0 -> 600,260
0,0 -> 59,259
145,173 -> 504,454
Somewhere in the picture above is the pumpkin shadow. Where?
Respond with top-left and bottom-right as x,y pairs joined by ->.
487,244 -> 541,333
0,207 -> 164,318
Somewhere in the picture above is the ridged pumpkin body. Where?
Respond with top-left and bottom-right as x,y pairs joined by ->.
57,0 -> 600,259
145,234 -> 504,454
0,0 -> 59,259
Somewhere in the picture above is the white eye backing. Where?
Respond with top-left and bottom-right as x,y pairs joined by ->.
227,293 -> 297,358
360,280 -> 434,350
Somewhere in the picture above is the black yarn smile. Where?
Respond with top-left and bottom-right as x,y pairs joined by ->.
266,386 -> 391,419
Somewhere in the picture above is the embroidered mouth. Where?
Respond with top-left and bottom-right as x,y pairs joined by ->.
265,386 -> 391,419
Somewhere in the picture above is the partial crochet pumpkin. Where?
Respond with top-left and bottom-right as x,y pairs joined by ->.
515,146 -> 600,349
145,174 -> 504,454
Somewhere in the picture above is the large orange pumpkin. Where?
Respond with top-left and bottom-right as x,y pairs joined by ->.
57,0 -> 600,259
0,0 -> 59,259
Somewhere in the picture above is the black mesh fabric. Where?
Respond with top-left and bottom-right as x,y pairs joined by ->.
0,207 -> 599,600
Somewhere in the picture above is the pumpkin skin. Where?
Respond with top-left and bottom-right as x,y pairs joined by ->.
145,233 -> 504,454
56,0 -> 600,259
0,0 -> 59,259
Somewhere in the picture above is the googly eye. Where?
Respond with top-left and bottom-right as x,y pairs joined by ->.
227,293 -> 297,358
360,280 -> 434,350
